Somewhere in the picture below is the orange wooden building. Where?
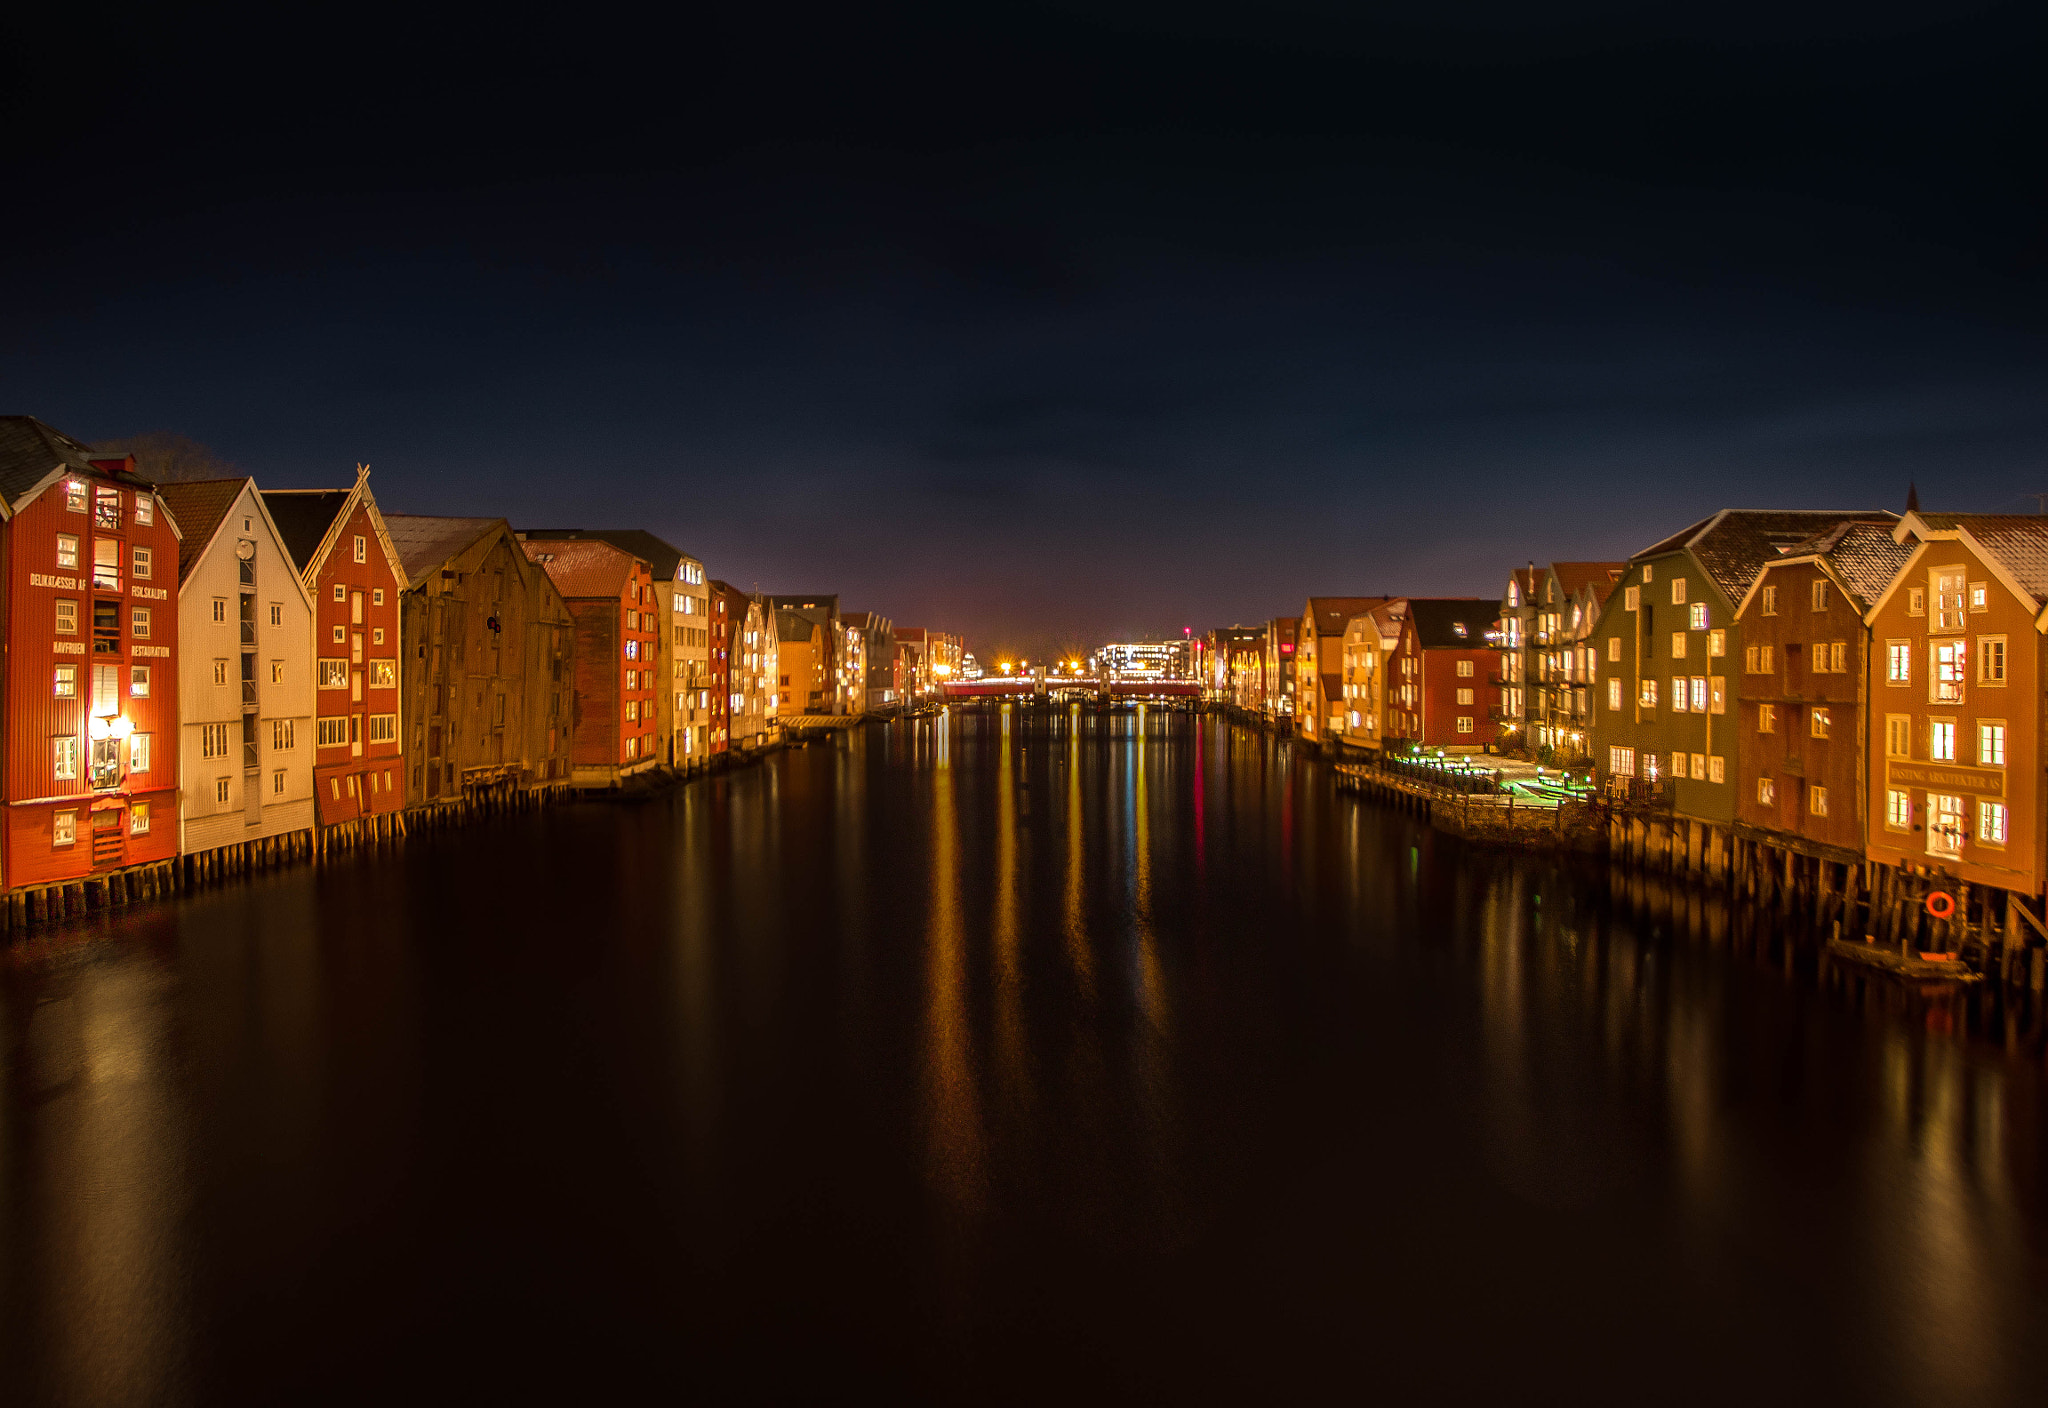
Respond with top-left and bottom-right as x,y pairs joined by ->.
263,468 -> 409,828
522,537 -> 659,786
0,418 -> 181,887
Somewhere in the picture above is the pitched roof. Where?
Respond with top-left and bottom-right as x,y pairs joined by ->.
154,478 -> 250,580
1405,598 -> 1498,650
1505,566 -> 1540,603
1305,596 -> 1390,639
384,514 -> 505,588
260,489 -> 353,573
0,415 -> 157,510
1633,509 -> 1897,604
518,528 -> 696,580
520,537 -> 642,598
1781,521 -> 1916,610
1909,514 -> 2048,603
776,608 -> 818,642
1549,561 -> 1625,606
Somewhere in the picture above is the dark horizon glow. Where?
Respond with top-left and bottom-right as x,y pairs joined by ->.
3,5 -> 2042,662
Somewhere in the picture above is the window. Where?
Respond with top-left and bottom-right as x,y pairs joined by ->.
64,481 -> 87,513
372,587 -> 384,606
1690,677 -> 1708,712
319,659 -> 349,689
1886,789 -> 1912,830
53,810 -> 76,846
353,534 -> 367,563
1610,746 -> 1635,777
1908,587 -> 1925,616
316,717 -> 348,747
333,583 -> 346,602
213,659 -> 229,686
56,533 -> 79,568
1761,584 -> 1778,615
53,737 -> 78,780
369,659 -> 395,688
1456,660 -> 1474,677
53,664 -> 76,697
1456,688 -> 1474,705
271,661 -> 284,684
56,598 -> 77,634
132,545 -> 152,579
216,777 -> 232,804
1886,715 -> 1910,756
1979,721 -> 2006,766
129,732 -> 150,772
1757,777 -> 1776,806
1687,603 -> 1707,631
1758,704 -> 1776,734
270,603 -> 283,626
273,769 -> 287,796
1665,632 -> 1684,659
1624,586 -> 1639,612
1708,677 -> 1725,714
1607,677 -> 1622,711
625,736 -> 639,759
1980,801 -> 2008,846
201,723 -> 231,758
1607,636 -> 1620,662
92,600 -> 120,653
91,663 -> 118,715
1707,628 -> 1725,657
1671,678 -> 1688,713
1810,785 -> 1829,816
1810,579 -> 1828,611
1929,718 -> 1956,761
368,714 -> 397,744
272,719 -> 296,750
1810,707 -> 1830,739
212,597 -> 227,622
1707,755 -> 1725,784
1969,583 -> 1988,612
1928,794 -> 1965,859
1886,641 -> 1910,685
1744,645 -> 1760,673
372,627 -> 385,646
1979,636 -> 2007,684
129,801 -> 150,835
1827,642 -> 1846,673
131,606 -> 151,639
1667,577 -> 1684,605
1689,752 -> 1705,779
626,699 -> 639,722
1931,641 -> 1965,703
1934,569 -> 1966,631
1456,716 -> 1474,733
95,486 -> 120,528
332,625 -> 345,644
1640,679 -> 1657,707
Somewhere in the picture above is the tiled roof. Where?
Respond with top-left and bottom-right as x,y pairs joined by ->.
154,478 -> 249,581
1799,522 -> 1915,609
1305,596 -> 1390,638
260,489 -> 353,575
519,528 -> 695,580
0,415 -> 156,510
776,609 -> 818,642
1634,509 -> 1897,604
1914,514 -> 2048,603
385,514 -> 504,588
521,536 -> 641,599
1406,598 -> 1498,650
1549,561 -> 1625,606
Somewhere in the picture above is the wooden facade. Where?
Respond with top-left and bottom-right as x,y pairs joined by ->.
388,516 -> 575,808
1386,600 -> 1499,751
1296,597 -> 1388,744
523,537 -> 657,786
0,419 -> 181,888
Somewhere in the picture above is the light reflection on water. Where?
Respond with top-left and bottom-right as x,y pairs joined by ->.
0,708 -> 2043,1404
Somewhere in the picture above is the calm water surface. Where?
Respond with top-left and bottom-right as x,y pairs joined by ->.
3,709 -> 2045,1404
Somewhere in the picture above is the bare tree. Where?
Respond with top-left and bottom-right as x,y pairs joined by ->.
93,432 -> 241,483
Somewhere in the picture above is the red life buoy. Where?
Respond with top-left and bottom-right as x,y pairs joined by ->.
1925,890 -> 1957,920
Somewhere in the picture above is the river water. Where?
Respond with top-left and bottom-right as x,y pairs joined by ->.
2,708 -> 2044,1405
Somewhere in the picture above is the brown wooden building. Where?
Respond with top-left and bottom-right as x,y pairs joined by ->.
1733,522 -> 1912,863
1386,599 -> 1500,751
387,516 -> 574,808
521,537 -> 658,787
1863,513 -> 2048,900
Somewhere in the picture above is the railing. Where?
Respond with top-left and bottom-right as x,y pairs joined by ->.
241,621 -> 256,647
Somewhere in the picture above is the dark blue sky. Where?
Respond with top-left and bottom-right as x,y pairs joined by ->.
4,3 -> 2043,660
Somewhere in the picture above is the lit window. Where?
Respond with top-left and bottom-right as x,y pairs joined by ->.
319,659 -> 349,688
1979,636 -> 2006,683
1690,677 -> 1708,712
1671,632 -> 1687,659
134,496 -> 153,525
1689,603 -> 1708,631
1758,704 -> 1776,734
1690,752 -> 1705,779
214,659 -> 229,686
64,482 -> 87,513
1935,570 -> 1966,631
56,533 -> 79,569
1931,642 -> 1965,703
56,598 -> 77,634
1969,583 -> 1988,611
353,535 -> 367,563
1707,629 -> 1724,656
1757,777 -> 1775,806
271,661 -> 284,684
1624,586 -> 1639,612
95,486 -> 120,528
1607,636 -> 1620,661
54,664 -> 76,697
1606,677 -> 1621,711
1808,785 -> 1828,816
53,810 -> 77,846
1609,746 -> 1635,777
1639,679 -> 1658,708
129,800 -> 150,834
1886,642 -> 1910,685
1456,716 -> 1474,733
368,659 -> 395,688
1907,587 -> 1924,616
1671,577 -> 1686,605
1456,660 -> 1474,677
1886,790 -> 1912,829
272,719 -> 296,750
53,737 -> 78,780
1930,719 -> 1956,761
1885,715 -> 1909,756
1707,755 -> 1725,784
1978,721 -> 2006,766
1979,801 -> 2008,846
372,627 -> 385,646
1671,678 -> 1688,713
1810,708 -> 1830,739
129,733 -> 150,772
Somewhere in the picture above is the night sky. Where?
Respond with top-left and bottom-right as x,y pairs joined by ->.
5,4 -> 2043,662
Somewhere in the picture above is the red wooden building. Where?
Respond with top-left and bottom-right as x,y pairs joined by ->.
709,579 -> 750,754
522,537 -> 659,786
1387,598 -> 1502,752
262,468 -> 409,828
0,418 -> 181,888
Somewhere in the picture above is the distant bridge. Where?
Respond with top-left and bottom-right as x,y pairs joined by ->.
941,679 -> 1202,700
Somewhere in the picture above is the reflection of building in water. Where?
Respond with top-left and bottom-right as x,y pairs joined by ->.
1091,640 -> 1192,681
